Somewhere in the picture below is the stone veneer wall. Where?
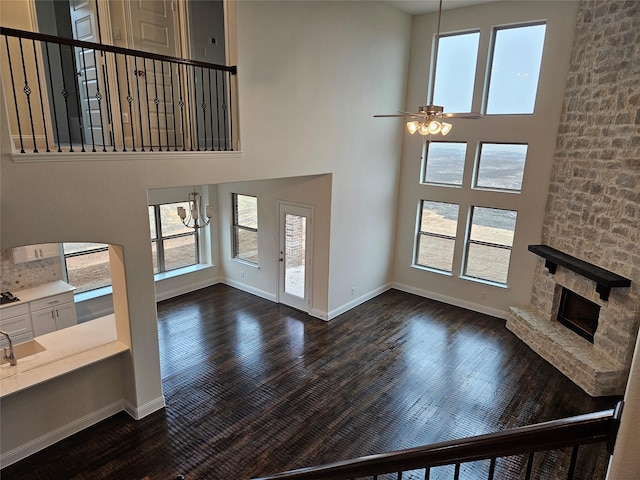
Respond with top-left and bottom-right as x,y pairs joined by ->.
507,0 -> 640,396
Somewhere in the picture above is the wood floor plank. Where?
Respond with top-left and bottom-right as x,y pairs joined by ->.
1,286 -> 619,479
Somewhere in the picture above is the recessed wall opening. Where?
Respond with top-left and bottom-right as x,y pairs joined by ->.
557,287 -> 600,343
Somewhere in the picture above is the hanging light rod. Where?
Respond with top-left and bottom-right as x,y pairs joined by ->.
373,0 -> 481,136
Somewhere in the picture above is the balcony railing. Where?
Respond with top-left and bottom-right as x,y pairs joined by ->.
253,402 -> 624,480
1,26 -> 237,154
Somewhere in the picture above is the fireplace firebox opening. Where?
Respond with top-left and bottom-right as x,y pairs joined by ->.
557,287 -> 600,343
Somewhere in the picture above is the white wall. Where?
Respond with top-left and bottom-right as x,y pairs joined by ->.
393,1 -> 579,318
235,1 -> 412,315
0,0 -> 412,459
218,175 -> 332,316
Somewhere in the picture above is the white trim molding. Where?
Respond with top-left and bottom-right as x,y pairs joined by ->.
0,400 -> 123,468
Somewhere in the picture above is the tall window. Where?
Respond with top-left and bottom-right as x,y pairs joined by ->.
232,194 -> 258,264
149,203 -> 199,274
63,243 -> 111,294
415,201 -> 459,273
414,22 -> 545,287
433,31 -> 480,113
463,207 -> 517,284
486,23 -> 546,114
422,141 -> 467,186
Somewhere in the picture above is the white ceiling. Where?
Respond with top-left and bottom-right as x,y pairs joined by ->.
384,0 -> 499,16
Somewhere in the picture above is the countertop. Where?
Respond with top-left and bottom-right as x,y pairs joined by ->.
0,280 -> 76,310
0,315 -> 129,397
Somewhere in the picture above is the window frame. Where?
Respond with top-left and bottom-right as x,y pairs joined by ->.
414,200 -> 460,274
232,193 -> 259,264
63,243 -> 111,294
483,21 -> 547,116
461,206 -> 517,286
149,203 -> 200,274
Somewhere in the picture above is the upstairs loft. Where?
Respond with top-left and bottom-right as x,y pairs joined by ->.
0,26 -> 239,157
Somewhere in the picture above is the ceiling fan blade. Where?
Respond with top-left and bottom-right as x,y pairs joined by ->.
373,113 -> 421,118
442,112 -> 482,119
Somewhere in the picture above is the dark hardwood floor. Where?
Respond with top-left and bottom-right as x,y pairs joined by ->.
2,285 -> 619,479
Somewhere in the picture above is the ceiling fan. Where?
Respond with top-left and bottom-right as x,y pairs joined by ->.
374,0 -> 481,136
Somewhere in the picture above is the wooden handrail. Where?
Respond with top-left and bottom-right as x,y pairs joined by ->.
253,402 -> 623,480
0,26 -> 237,74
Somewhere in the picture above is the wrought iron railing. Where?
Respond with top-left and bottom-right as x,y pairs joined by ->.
1,26 -> 237,154
253,402 -> 623,480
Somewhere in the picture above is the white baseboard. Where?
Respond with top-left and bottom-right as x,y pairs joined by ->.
326,284 -> 392,320
0,400 -> 124,468
123,395 -> 166,420
309,308 -> 329,321
223,279 -> 277,302
392,282 -> 508,319
155,276 -> 222,302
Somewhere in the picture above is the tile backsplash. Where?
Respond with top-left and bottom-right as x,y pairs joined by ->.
1,248 -> 62,292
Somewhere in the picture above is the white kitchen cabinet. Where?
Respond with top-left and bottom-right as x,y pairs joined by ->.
0,303 -> 33,348
30,292 -> 77,336
12,243 -> 60,263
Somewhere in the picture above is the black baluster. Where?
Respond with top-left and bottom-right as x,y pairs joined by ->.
80,47 -> 96,151
453,463 -> 460,480
92,49 -> 106,152
32,40 -> 50,152
152,59 -> 161,151
5,36 -> 25,153
70,45 -> 86,151
488,458 -> 496,479
194,67 -> 201,151
134,56 -> 145,151
143,58 -> 153,151
123,55 -> 136,151
424,465 -> 430,479
186,65 -> 194,151
397,471 -> 403,479
524,452 -> 534,480
200,66 -> 207,150
101,58 -> 116,151
228,70 -> 234,151
566,446 -> 579,480
44,43 -> 62,151
169,62 -> 178,151
215,69 -> 221,151
161,60 -> 170,149
114,52 -> 126,151
222,72 -> 228,151
208,68 -> 214,151
59,44 -> 74,152
177,64 -> 186,151
18,38 -> 38,152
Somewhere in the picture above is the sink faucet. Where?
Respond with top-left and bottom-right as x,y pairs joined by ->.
0,330 -> 17,366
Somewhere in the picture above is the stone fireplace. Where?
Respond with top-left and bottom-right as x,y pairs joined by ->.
557,287 -> 600,343
506,249 -> 633,396
505,1 -> 640,397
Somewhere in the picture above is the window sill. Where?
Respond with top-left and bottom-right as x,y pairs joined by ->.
231,258 -> 260,269
460,275 -> 509,289
154,263 -> 214,281
412,264 -> 453,277
73,264 -> 214,303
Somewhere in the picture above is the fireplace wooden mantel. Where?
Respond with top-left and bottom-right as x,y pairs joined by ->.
528,245 -> 631,301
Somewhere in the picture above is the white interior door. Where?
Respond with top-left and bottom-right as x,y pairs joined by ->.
128,0 -> 180,149
278,203 -> 313,312
70,0 -> 105,148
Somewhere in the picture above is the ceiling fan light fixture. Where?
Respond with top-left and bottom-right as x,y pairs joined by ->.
407,121 -> 420,134
441,122 -> 452,136
428,120 -> 442,134
418,123 -> 431,136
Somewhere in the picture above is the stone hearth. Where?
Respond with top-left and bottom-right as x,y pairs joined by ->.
506,257 -> 634,397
